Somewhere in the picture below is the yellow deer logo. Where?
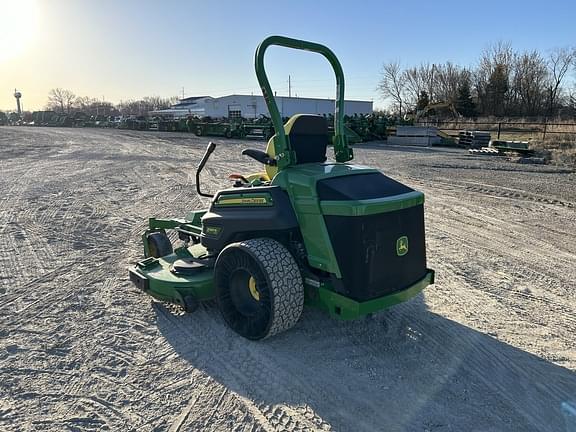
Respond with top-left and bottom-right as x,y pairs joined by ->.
396,236 -> 409,256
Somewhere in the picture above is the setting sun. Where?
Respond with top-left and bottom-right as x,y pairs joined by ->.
0,0 -> 39,62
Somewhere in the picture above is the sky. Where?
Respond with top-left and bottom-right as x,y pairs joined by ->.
1,0 -> 576,112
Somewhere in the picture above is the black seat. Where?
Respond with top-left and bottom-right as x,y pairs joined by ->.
286,114 -> 329,164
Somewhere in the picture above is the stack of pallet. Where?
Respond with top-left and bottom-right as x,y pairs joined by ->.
490,140 -> 531,154
468,140 -> 535,157
387,126 -> 440,147
458,130 -> 491,149
468,147 -> 500,155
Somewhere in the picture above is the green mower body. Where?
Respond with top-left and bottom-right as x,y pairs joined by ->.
129,36 -> 434,339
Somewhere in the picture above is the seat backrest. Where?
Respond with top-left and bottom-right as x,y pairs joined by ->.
285,114 -> 328,164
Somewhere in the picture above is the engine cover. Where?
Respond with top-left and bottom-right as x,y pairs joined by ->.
201,186 -> 298,253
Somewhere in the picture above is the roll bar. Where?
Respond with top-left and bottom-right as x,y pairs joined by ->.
254,36 -> 353,168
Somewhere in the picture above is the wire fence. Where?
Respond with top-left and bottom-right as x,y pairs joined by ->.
416,120 -> 576,141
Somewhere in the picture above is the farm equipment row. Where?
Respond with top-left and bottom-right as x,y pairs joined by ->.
3,108 -> 392,142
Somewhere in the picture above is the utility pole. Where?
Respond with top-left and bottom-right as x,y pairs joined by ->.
288,75 -> 291,98
181,87 -> 185,99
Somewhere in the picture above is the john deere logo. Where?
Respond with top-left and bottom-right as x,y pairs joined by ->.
396,236 -> 409,256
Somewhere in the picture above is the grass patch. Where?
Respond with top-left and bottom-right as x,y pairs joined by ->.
531,134 -> 576,168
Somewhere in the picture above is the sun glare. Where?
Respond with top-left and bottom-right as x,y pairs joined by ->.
0,0 -> 39,62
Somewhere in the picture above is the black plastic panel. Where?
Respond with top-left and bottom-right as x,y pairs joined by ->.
324,204 -> 427,301
201,186 -> 298,253
317,172 -> 413,201
129,269 -> 149,291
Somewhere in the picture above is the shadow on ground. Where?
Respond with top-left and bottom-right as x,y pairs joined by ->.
155,294 -> 576,431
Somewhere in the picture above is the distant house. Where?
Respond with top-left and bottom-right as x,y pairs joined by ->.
150,94 -> 372,119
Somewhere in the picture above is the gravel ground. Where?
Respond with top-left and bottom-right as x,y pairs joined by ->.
1,126 -> 575,432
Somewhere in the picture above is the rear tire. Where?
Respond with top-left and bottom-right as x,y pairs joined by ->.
145,231 -> 173,258
214,238 -> 304,340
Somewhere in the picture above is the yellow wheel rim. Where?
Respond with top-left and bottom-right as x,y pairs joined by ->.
248,276 -> 260,301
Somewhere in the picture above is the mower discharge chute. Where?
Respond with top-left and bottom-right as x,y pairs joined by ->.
129,36 -> 434,340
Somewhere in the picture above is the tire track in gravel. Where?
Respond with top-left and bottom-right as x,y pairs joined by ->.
1,145 -> 176,308
422,177 -> 576,208
0,166 -> 39,289
153,292 -> 575,431
154,304 -> 336,431
0,264 -> 108,327
421,267 -> 576,430
3,130 -> 575,432
423,195 -> 576,371
0,195 -> 148,319
427,200 -> 576,321
1,128 -> 217,431
0,166 -> 35,215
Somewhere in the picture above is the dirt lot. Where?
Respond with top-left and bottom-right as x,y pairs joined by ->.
1,126 -> 575,431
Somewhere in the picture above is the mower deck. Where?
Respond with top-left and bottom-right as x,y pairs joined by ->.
130,233 -> 434,320
129,242 -> 214,308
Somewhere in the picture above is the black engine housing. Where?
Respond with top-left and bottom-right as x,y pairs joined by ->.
201,186 -> 298,253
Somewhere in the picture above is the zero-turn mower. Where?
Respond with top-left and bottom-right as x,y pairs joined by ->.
129,36 -> 434,340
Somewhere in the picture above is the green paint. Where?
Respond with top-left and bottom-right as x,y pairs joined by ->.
320,191 -> 424,216
131,243 -> 215,305
273,165 -> 424,277
305,270 -> 434,320
254,35 -> 353,168
148,217 -> 185,230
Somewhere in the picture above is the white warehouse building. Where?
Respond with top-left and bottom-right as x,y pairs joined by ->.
152,94 -> 373,119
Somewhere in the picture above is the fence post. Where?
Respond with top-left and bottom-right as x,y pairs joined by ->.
542,119 -> 547,140
497,122 -> 501,139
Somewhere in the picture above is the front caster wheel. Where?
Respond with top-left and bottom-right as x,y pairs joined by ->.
145,231 -> 173,258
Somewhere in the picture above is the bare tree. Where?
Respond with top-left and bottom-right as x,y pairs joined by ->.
403,66 -> 423,108
433,62 -> 467,104
474,41 -> 514,115
420,64 -> 436,102
75,96 -> 118,117
566,89 -> 576,115
511,50 -> 548,116
546,47 -> 575,116
403,63 -> 437,109
116,96 -> 178,116
75,96 -> 97,110
380,41 -> 575,118
378,61 -> 407,116
47,88 -> 76,113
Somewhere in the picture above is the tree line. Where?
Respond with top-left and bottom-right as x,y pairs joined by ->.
378,42 -> 576,118
45,88 -> 178,117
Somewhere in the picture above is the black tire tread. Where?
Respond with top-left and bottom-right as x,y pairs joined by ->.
219,238 -> 304,339
146,231 -> 173,258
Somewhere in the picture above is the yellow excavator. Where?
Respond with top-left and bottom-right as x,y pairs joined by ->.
413,101 -> 460,122
403,102 -> 460,143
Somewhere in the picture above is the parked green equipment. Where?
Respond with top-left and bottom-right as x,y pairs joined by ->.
129,36 -> 434,339
490,140 -> 533,155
